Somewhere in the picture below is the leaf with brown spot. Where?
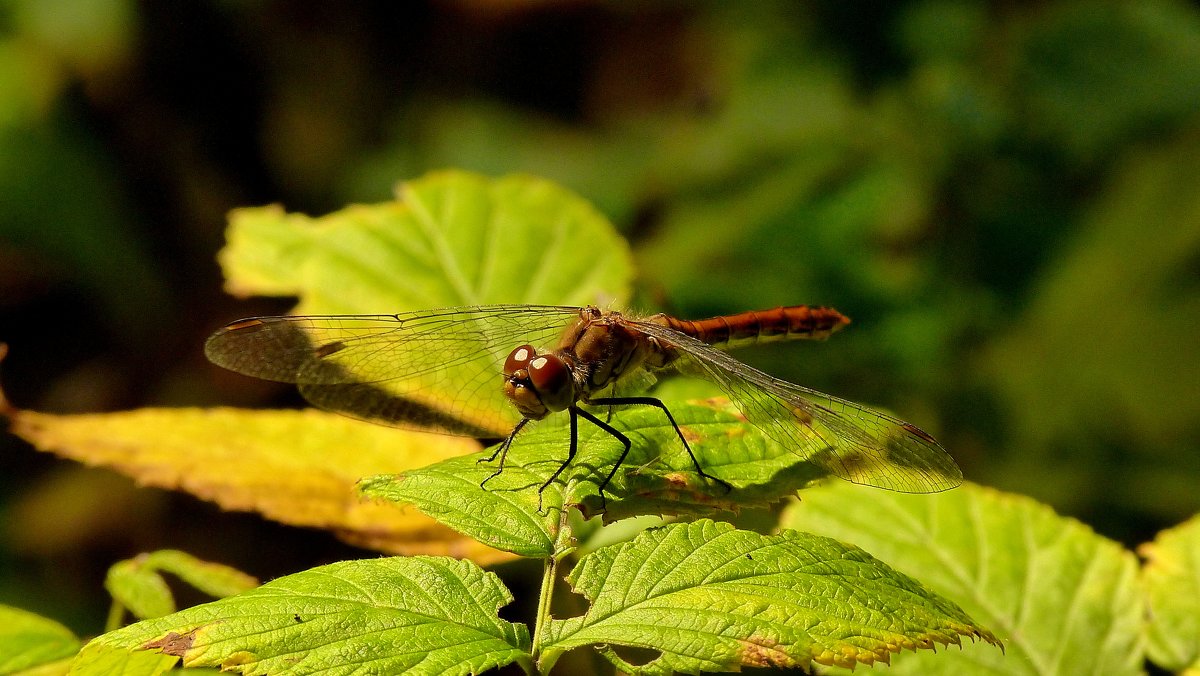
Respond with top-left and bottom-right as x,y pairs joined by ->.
83,557 -> 531,676
539,519 -> 998,675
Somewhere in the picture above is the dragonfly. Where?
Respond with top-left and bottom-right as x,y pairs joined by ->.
204,304 -> 961,506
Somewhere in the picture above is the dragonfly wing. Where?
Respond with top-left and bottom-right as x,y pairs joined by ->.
205,305 -> 583,437
627,319 -> 962,493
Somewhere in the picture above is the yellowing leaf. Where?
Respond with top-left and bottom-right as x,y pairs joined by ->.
68,642 -> 180,676
8,405 -> 510,564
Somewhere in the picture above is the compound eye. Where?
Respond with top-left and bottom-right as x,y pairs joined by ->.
527,354 -> 569,395
504,345 -> 536,376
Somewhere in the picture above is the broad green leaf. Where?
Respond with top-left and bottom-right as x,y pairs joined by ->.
1140,513 -> 1200,672
0,605 -> 81,674
540,519 -> 997,674
219,170 -> 634,313
781,482 -> 1142,675
7,405 -> 507,564
106,551 -> 259,621
85,557 -> 532,676
209,170 -> 635,475
359,397 -> 831,554
68,642 -> 179,676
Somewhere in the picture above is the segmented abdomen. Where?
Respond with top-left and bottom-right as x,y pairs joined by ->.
652,306 -> 850,349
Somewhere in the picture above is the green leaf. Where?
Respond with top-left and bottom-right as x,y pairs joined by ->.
1141,513 -> 1200,672
138,550 -> 258,600
68,642 -> 180,676
781,482 -> 1143,674
105,559 -> 175,621
0,605 -> 82,674
359,397 -> 831,554
105,551 -> 259,622
540,519 -> 996,674
84,557 -> 532,676
219,170 -> 635,313
357,456 -> 560,558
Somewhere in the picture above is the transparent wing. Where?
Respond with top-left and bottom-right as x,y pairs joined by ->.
205,304 -> 584,437
626,318 -> 962,493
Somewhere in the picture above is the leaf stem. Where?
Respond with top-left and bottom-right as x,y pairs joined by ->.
531,507 -> 572,673
104,600 -> 125,633
530,555 -> 556,665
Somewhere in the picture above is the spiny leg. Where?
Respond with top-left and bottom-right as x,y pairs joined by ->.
533,407 -> 581,513
544,408 -> 580,497
479,417 -> 530,488
574,407 -> 632,511
589,396 -> 733,494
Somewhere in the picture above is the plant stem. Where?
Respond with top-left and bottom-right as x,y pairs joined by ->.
531,507 -> 572,672
104,600 -> 125,633
530,554 -> 557,665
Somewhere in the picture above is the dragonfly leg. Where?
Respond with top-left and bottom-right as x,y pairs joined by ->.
480,417 -> 530,488
589,396 -> 733,494
534,407 -> 582,512
573,406 -> 631,511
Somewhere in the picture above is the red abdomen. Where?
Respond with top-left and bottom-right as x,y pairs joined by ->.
653,306 -> 850,348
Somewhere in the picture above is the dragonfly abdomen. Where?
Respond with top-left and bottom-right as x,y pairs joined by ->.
652,306 -> 850,349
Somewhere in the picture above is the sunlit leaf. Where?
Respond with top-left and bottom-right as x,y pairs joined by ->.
0,605 -> 81,674
84,557 -> 532,676
7,405 -> 507,564
1140,513 -> 1200,672
781,482 -> 1143,675
359,397 -> 832,554
219,170 -> 634,313
540,519 -> 997,674
67,642 -> 179,676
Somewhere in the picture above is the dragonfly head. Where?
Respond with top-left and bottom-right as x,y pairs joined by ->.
504,344 -> 576,419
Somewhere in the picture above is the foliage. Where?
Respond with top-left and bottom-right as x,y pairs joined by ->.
3,172 -> 1196,675
1140,514 -> 1200,672
783,483 -> 1143,674
3,1 -> 1200,672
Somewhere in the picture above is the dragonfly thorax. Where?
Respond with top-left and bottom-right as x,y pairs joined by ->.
502,308 -> 656,421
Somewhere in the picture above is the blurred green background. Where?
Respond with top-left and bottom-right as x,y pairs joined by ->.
1,0 -> 1198,639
